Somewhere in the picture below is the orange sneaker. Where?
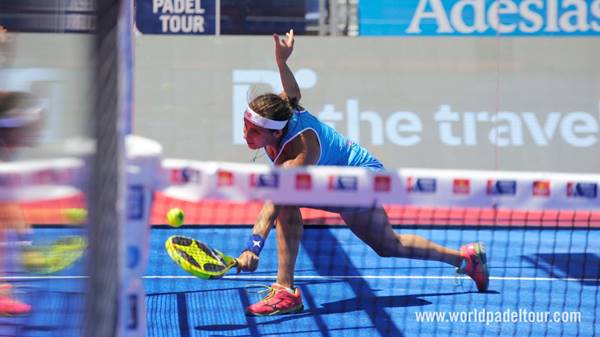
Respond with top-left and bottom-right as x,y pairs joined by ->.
457,242 -> 490,292
245,283 -> 304,316
0,295 -> 31,316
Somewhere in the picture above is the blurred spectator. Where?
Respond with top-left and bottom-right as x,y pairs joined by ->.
0,25 -> 15,67
0,26 -> 43,316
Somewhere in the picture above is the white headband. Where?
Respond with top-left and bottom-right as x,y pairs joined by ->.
244,106 -> 288,130
0,107 -> 42,128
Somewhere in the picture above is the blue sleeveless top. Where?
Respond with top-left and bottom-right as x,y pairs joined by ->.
272,110 -> 384,170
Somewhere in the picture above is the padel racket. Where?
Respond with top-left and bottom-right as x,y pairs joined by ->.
165,235 -> 238,279
21,235 -> 87,274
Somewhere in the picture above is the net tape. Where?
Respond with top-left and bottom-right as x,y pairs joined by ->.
162,159 -> 600,211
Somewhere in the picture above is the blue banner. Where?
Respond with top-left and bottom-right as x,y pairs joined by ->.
359,0 -> 600,36
135,0 -> 216,34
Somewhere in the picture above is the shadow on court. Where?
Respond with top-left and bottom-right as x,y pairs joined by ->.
194,290 -> 472,335
0,289 -> 84,337
523,252 -> 600,285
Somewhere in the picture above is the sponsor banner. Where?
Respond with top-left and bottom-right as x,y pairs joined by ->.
486,179 -> 517,195
250,172 -> 279,188
134,0 -> 306,35
4,35 -> 599,173
328,175 -> 359,192
567,182 -> 598,198
374,175 -> 392,192
97,36 -> 599,173
161,159 -> 600,210
0,158 -> 85,192
407,177 -> 437,193
533,180 -> 551,197
169,167 -> 201,184
135,0 -> 217,34
217,170 -> 234,186
359,0 -> 600,36
453,178 -> 470,195
295,173 -> 313,191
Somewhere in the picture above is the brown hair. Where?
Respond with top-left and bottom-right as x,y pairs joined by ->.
0,91 -> 39,120
248,92 -> 305,124
0,91 -> 23,118
0,91 -> 42,148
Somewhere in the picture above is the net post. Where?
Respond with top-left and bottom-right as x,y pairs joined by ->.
84,0 -> 132,337
85,0 -> 126,336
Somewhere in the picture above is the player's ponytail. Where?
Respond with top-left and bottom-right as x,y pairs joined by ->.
278,92 -> 304,112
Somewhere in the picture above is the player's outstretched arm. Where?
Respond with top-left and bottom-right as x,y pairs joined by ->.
237,201 -> 280,273
273,29 -> 301,104
237,130 -> 319,273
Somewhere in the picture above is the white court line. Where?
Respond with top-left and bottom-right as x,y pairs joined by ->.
0,276 -> 88,280
1,275 -> 599,282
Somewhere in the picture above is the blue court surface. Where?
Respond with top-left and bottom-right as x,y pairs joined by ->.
2,226 -> 599,337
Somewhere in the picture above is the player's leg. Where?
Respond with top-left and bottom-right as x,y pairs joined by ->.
245,205 -> 304,316
275,206 -> 304,288
341,208 -> 462,266
0,205 -> 31,315
341,207 -> 489,291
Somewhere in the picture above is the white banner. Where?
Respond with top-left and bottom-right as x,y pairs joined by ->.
163,159 -> 600,211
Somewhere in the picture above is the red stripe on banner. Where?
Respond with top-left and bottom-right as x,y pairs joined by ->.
150,192 -> 600,228
12,192 -> 600,228
4,193 -> 86,225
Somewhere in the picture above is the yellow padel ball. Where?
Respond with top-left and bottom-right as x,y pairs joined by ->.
64,208 -> 87,224
166,208 -> 185,227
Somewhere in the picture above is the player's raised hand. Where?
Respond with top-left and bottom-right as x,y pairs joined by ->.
0,25 -> 15,67
273,29 -> 295,64
0,26 -> 7,44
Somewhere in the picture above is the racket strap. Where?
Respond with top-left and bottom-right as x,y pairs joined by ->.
244,234 -> 265,256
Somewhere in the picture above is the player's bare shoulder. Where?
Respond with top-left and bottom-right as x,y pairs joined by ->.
276,129 -> 320,166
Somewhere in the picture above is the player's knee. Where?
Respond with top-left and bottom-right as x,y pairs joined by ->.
277,206 -> 301,226
371,239 -> 411,258
373,246 -> 395,257
371,241 -> 398,257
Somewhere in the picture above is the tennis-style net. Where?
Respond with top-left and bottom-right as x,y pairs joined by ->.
146,160 -> 599,337
2,157 -> 598,336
